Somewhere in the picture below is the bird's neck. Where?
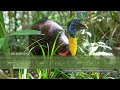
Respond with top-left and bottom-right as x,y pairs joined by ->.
68,27 -> 76,38
68,36 -> 77,56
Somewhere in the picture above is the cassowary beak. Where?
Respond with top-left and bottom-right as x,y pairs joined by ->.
78,23 -> 88,30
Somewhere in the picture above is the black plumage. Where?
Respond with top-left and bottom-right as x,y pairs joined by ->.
29,17 -> 69,55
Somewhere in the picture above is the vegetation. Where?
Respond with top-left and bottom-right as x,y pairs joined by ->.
0,11 -> 120,79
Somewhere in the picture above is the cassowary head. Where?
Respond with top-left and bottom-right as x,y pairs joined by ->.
58,18 -> 87,56
67,18 -> 87,38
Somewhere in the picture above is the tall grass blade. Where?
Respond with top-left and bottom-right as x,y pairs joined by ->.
0,11 -> 6,37
0,38 -> 5,49
51,32 -> 61,56
23,69 -> 27,79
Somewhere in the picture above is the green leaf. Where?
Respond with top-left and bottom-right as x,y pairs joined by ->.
0,38 -> 5,49
10,30 -> 44,36
0,11 -> 6,37
2,38 -> 10,56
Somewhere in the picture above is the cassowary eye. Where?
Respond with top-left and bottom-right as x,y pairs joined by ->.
72,23 -> 75,27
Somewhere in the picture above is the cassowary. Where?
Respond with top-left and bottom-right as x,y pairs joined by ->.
29,17 -> 86,56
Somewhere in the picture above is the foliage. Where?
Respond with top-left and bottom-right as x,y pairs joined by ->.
0,11 -> 120,79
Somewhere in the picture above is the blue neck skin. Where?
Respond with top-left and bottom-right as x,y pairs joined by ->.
68,25 -> 75,38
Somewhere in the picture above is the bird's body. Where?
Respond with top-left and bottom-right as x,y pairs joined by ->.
29,17 -> 69,56
29,17 -> 86,56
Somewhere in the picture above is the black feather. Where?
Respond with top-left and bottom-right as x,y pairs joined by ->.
29,18 -> 69,55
